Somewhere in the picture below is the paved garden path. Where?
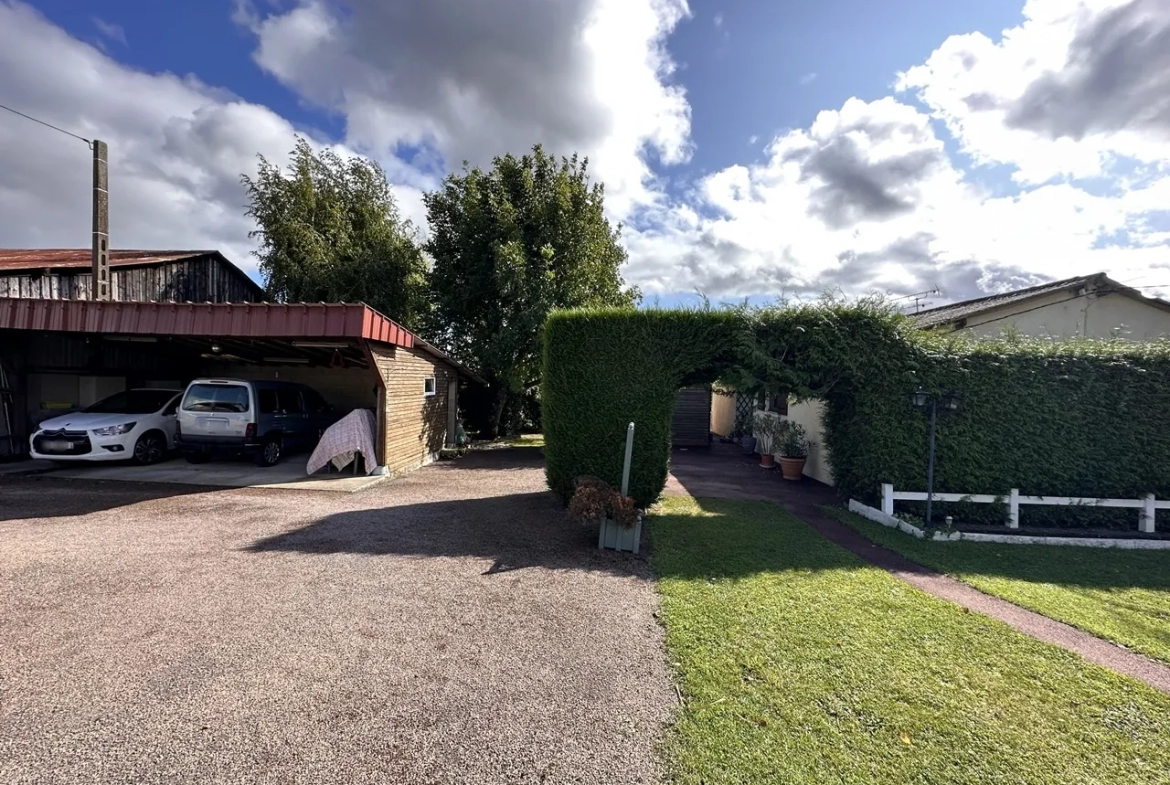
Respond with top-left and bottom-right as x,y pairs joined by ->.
1,449 -> 673,785
666,443 -> 1170,695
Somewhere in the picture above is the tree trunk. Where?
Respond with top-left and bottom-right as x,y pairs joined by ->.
486,385 -> 509,440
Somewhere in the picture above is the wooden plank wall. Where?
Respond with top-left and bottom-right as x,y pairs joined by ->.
369,344 -> 454,474
214,363 -> 380,414
671,385 -> 712,447
0,254 -> 261,303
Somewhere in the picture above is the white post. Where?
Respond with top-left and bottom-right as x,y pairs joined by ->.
1140,493 -> 1156,534
881,483 -> 894,516
1008,488 -> 1020,529
621,422 -> 635,497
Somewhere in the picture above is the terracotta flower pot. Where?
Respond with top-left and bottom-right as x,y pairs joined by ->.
759,453 -> 775,469
778,456 -> 806,481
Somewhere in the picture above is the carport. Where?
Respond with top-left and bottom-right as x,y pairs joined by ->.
0,298 -> 480,475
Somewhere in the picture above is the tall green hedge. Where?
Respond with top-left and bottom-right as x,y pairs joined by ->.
543,303 -> 1170,525
826,336 -> 1170,526
543,309 -> 742,506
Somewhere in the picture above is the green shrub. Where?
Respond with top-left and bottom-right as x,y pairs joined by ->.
543,308 -> 741,506
827,335 -> 1170,527
543,302 -> 1170,525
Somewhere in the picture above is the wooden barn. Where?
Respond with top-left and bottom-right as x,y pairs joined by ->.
0,249 -> 264,303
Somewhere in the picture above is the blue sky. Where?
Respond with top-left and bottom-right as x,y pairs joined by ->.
673,0 -> 1022,171
2,0 -> 1169,305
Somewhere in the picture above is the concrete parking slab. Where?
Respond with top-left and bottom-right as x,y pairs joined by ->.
0,459 -> 56,476
37,456 -> 385,493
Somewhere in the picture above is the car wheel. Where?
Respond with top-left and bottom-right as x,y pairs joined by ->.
254,438 -> 282,467
133,431 -> 167,465
184,453 -> 212,464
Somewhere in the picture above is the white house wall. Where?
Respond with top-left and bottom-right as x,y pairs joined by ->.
785,399 -> 833,485
964,291 -> 1170,340
710,388 -> 736,437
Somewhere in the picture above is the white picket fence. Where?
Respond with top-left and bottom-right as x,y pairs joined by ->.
881,483 -> 1170,533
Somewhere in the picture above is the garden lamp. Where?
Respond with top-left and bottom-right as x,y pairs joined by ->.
909,389 -> 961,526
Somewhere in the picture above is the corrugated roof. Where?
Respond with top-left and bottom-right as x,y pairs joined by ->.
0,249 -> 217,271
911,274 -> 1114,328
0,297 -> 484,383
0,298 -> 408,343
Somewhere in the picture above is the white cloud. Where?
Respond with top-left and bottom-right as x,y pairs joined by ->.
240,0 -> 692,219
713,13 -> 723,28
748,134 -> 759,145
92,17 -> 126,46
2,0 -> 1168,308
622,91 -> 1170,302
897,0 -> 1170,184
621,0 -> 1170,303
0,2 -> 432,276
799,72 -> 817,85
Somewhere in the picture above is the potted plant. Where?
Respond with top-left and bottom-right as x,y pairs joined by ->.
776,422 -> 812,481
569,476 -> 643,554
734,412 -> 757,455
753,411 -> 783,469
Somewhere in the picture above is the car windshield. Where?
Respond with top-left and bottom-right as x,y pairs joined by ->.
182,384 -> 250,413
83,390 -> 176,414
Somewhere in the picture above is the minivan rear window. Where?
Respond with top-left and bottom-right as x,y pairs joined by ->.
182,383 -> 250,413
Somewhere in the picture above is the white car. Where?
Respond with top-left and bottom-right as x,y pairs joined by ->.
30,388 -> 183,465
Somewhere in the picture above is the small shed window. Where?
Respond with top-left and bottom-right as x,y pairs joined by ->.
424,376 -> 437,397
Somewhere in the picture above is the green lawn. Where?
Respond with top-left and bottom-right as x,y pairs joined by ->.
827,507 -> 1170,666
652,496 -> 1170,784
505,433 -> 545,448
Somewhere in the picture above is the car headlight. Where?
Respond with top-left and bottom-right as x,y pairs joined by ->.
92,422 -> 137,436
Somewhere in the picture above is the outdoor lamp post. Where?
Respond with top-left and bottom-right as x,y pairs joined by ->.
910,389 -> 961,526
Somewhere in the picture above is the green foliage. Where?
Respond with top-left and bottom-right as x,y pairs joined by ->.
544,299 -> 1170,519
826,334 -> 1170,526
242,137 -> 427,327
543,308 -> 742,506
776,421 -> 812,459
424,145 -> 638,436
751,411 -> 785,456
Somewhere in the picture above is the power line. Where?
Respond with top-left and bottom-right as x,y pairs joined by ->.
0,102 -> 91,147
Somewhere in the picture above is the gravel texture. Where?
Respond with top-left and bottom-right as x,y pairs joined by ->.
0,450 -> 673,784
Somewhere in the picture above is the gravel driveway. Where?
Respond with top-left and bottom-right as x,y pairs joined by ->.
0,450 -> 673,784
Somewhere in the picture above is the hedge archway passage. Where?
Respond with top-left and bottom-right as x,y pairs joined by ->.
543,304 -> 1170,528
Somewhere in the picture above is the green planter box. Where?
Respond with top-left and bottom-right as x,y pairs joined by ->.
598,517 -> 642,554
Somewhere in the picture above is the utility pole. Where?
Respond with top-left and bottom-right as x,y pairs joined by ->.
92,139 -> 110,301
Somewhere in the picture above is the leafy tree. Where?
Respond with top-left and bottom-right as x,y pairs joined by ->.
242,137 -> 427,327
425,145 -> 639,437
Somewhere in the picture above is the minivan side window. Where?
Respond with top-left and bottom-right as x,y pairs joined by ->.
302,388 -> 330,413
278,389 -> 305,414
258,389 -> 279,415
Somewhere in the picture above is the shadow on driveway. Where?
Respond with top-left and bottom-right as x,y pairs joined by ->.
0,475 -> 217,521
244,488 -> 650,579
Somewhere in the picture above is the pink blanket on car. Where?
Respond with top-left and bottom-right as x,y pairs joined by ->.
306,408 -> 378,475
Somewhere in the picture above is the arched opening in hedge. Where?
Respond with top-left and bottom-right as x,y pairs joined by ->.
542,304 -> 1170,526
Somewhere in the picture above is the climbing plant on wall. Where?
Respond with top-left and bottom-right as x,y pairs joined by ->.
544,300 -> 1170,526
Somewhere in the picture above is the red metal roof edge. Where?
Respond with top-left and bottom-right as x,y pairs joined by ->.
0,298 -> 412,346
0,297 -> 482,381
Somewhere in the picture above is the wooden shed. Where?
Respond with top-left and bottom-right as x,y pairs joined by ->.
0,249 -> 264,303
671,386 -> 712,447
